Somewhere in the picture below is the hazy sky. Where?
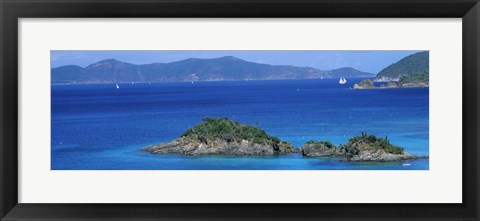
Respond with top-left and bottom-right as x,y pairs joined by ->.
51,50 -> 421,74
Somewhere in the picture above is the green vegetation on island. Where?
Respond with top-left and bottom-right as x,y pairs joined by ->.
353,79 -> 375,89
143,118 -> 419,161
300,140 -> 339,157
305,140 -> 336,149
181,117 -> 281,146
346,132 -> 404,155
300,132 -> 416,162
380,81 -> 398,88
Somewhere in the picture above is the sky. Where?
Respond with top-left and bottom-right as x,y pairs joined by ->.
51,50 -> 421,74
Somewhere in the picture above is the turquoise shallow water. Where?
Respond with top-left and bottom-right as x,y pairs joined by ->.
51,78 -> 429,170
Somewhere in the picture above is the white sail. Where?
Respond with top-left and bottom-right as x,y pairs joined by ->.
339,77 -> 347,84
116,83 -> 120,89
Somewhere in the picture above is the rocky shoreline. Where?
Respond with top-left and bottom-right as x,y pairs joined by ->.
142,118 -> 423,162
143,136 -> 296,156
299,136 -> 419,162
353,79 -> 428,90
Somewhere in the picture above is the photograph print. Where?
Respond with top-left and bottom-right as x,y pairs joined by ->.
51,50 -> 429,170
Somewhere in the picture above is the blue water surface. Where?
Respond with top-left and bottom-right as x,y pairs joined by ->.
51,79 -> 429,170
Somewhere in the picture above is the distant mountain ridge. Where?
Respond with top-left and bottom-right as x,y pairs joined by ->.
51,56 -> 375,84
325,67 -> 373,78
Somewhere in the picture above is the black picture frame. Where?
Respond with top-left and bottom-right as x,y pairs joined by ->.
1,0 -> 479,220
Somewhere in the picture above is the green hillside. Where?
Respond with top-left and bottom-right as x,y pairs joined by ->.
398,71 -> 429,87
376,51 -> 429,80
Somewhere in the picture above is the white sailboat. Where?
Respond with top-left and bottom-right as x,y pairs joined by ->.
116,83 -> 120,89
339,77 -> 347,85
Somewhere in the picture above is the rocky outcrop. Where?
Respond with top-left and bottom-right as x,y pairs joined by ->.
300,141 -> 342,157
341,139 -> 417,162
353,79 -> 375,89
143,137 -> 295,156
142,118 -> 296,156
374,76 -> 400,82
379,81 -> 398,88
401,82 -> 429,88
300,133 -> 419,162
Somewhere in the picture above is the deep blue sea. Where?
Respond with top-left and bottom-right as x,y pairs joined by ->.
51,78 -> 429,170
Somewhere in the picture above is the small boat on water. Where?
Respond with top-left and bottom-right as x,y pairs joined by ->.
116,83 -> 120,89
339,77 -> 347,85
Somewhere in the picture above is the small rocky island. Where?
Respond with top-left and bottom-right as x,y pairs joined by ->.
300,132 -> 418,162
142,118 -> 295,156
379,81 -> 399,88
353,79 -> 376,89
143,118 -> 420,162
